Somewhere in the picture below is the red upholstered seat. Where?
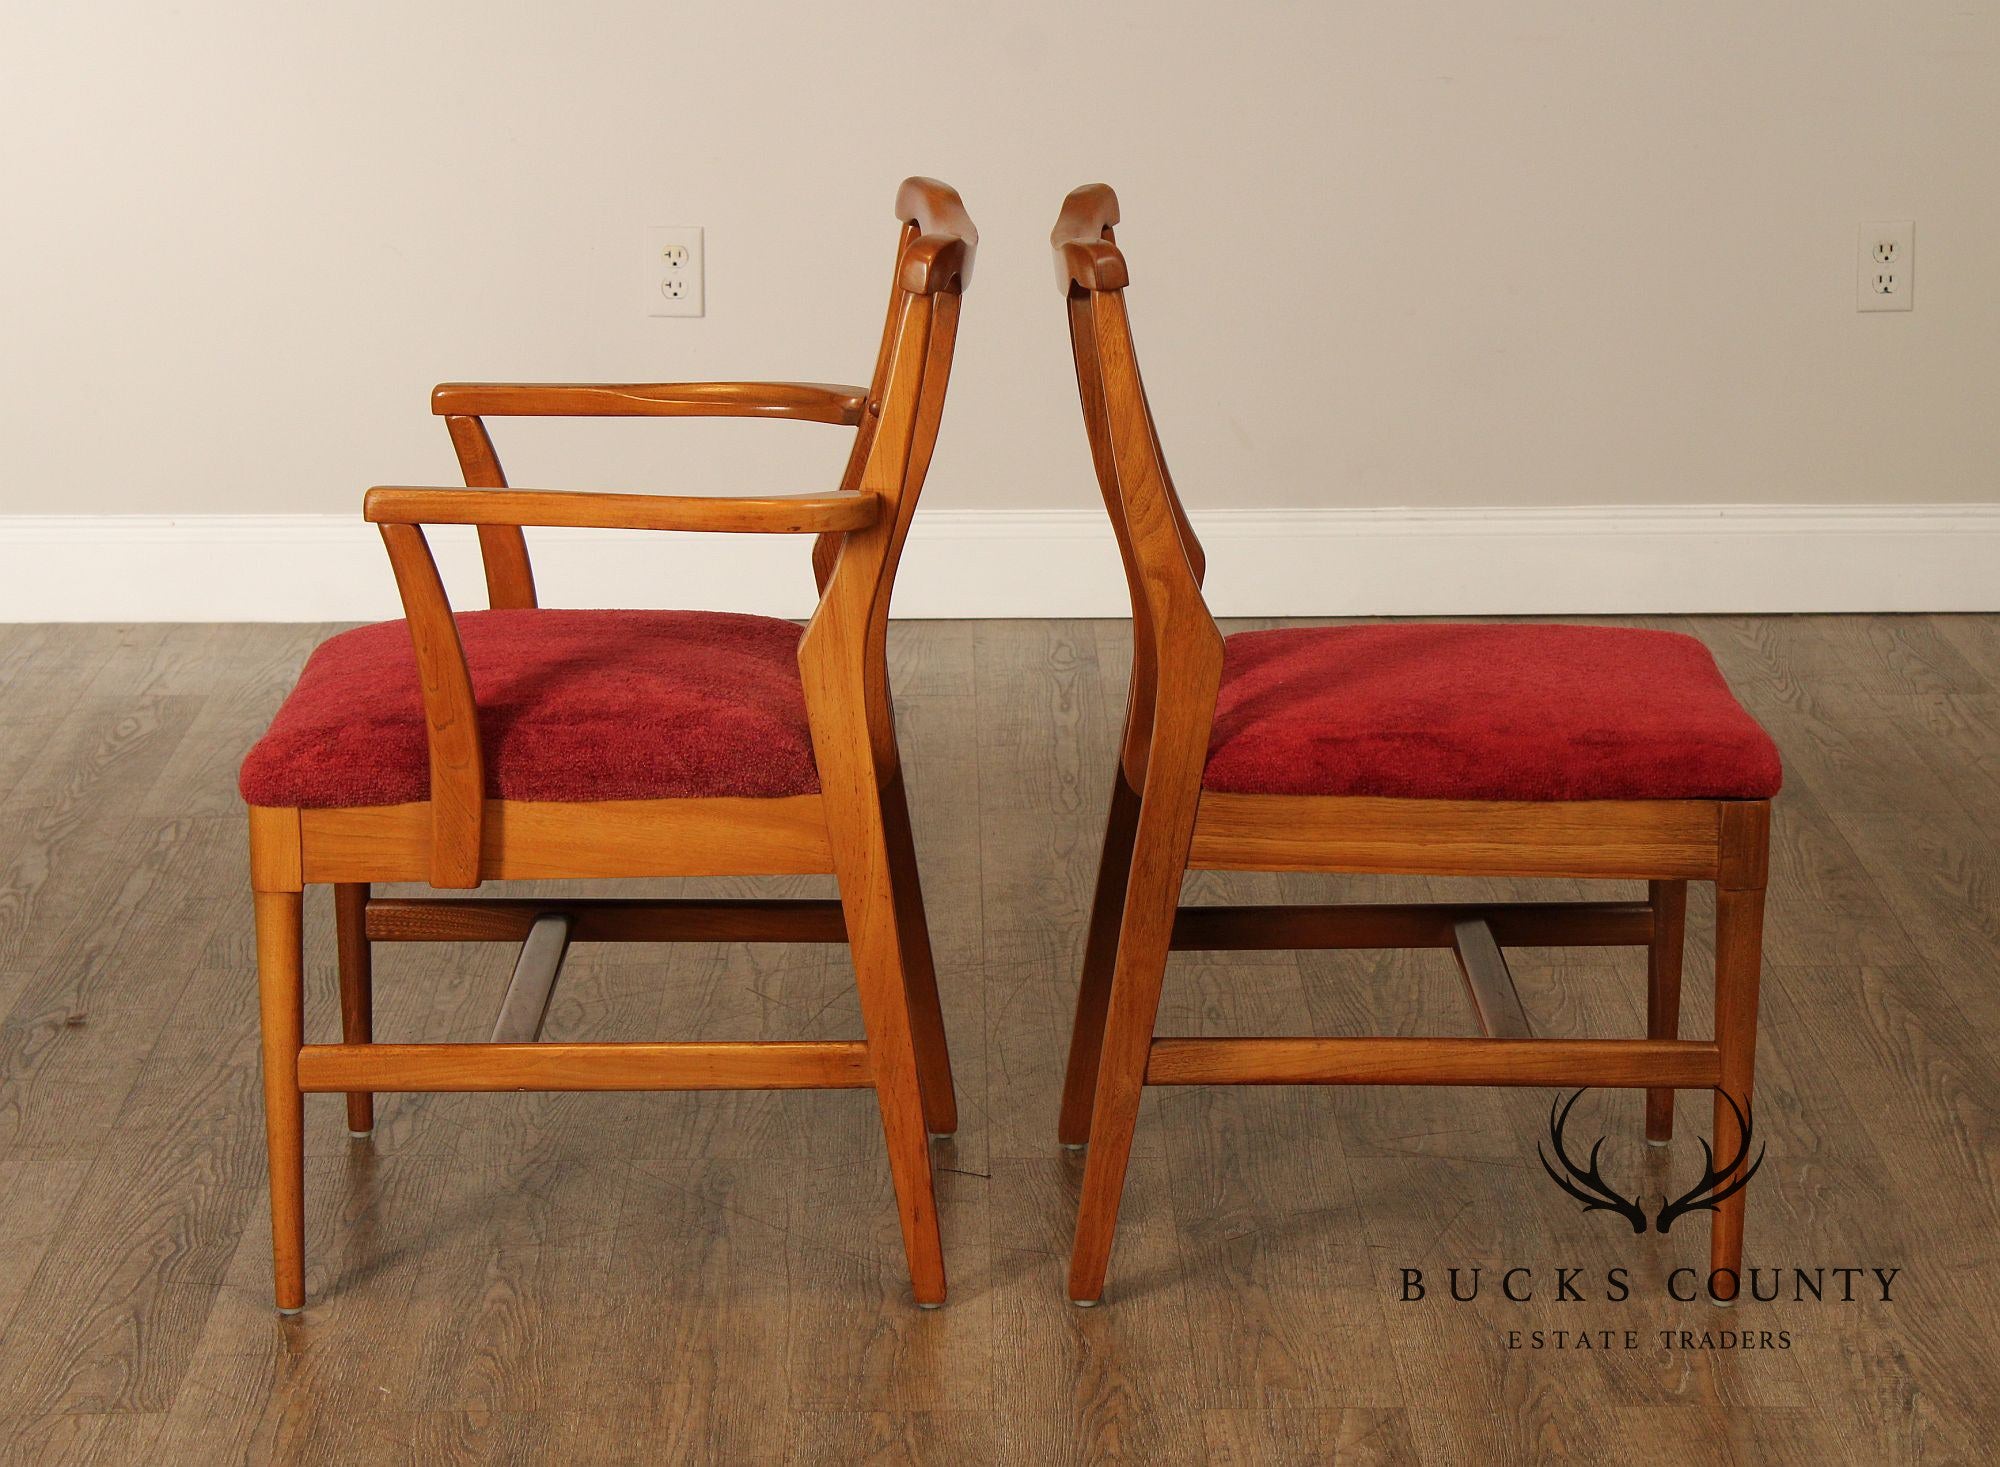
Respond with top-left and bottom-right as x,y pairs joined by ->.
1203,623 -> 1781,801
239,609 -> 819,808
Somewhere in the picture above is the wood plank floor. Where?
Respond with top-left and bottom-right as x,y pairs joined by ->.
0,616 -> 1996,1464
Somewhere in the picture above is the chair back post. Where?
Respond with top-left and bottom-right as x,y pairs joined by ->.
801,179 -> 975,766
813,179 -> 976,595
1052,185 -> 1222,787
813,218 -> 916,592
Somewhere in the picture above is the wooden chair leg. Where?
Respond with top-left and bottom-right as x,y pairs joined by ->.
334,882 -> 375,1137
880,764 -> 957,1137
1708,881 -> 1765,1302
1644,879 -> 1687,1143
853,908 -> 946,1303
255,888 -> 307,1313
1067,785 -> 1192,1305
1058,767 -> 1141,1147
822,764 -> 947,1306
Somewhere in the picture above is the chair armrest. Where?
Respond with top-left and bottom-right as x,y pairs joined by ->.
365,482 -> 878,886
430,381 -> 869,425
363,486 -> 881,535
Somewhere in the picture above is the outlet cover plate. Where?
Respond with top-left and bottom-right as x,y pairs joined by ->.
1858,221 -> 1914,312
647,225 -> 704,318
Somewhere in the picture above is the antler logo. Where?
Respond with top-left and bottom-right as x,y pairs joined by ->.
1537,1088 -> 1764,1235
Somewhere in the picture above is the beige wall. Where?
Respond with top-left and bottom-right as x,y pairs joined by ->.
3,2 -> 1995,518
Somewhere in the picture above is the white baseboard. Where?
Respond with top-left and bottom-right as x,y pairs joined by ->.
0,504 -> 1994,621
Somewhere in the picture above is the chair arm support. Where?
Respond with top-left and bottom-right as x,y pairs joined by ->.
376,523 -> 484,889
430,381 -> 870,425
364,487 -> 882,535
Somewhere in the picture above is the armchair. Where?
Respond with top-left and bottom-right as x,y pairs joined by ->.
240,178 -> 977,1311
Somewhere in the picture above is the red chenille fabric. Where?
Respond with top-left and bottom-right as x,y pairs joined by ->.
1203,623 -> 1781,801
239,609 -> 820,808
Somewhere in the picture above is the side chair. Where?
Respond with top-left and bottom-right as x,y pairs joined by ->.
1049,184 -> 1780,1306
239,178 -> 975,1310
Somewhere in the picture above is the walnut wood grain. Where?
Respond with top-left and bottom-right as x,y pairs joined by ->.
364,485 -> 880,535
364,896 -> 848,944
1144,1037 -> 1720,1088
894,176 -> 978,293
795,273 -> 963,1304
1645,878 -> 1689,1141
294,1041 -> 873,1092
1050,182 -> 1128,291
1057,768 -> 1141,1147
332,882 -> 374,1134
298,796 -> 836,883
434,378 -> 864,611
246,804 -> 301,893
1719,798 -> 1773,890
444,413 -> 536,609
1709,874 -> 1768,1296
253,889 -> 305,1312
880,760 -> 958,1135
430,380 -> 869,423
1188,794 -> 1724,880
376,522 -> 483,888
1061,246 -> 1226,1303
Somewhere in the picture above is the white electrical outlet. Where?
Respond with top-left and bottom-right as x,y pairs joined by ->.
647,226 -> 704,317
1858,221 -> 1913,312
